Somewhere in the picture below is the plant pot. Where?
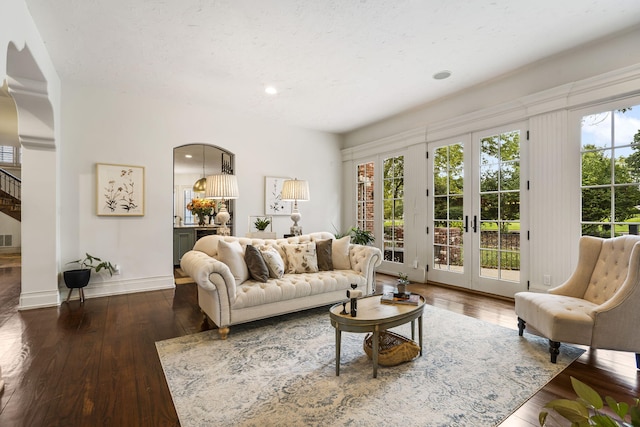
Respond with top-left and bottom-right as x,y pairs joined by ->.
63,269 -> 91,289
397,283 -> 407,294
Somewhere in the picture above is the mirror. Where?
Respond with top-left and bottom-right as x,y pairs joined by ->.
173,144 -> 235,266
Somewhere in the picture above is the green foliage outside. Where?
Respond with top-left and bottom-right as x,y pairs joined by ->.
581,108 -> 640,237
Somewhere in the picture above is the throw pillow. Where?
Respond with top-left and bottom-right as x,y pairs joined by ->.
332,235 -> 351,270
259,245 -> 285,279
217,240 -> 250,284
244,244 -> 269,283
282,242 -> 319,274
316,239 -> 333,271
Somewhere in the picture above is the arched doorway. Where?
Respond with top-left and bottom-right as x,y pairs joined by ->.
4,41 -> 59,309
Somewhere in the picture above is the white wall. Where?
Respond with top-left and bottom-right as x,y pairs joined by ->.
60,84 -> 342,298
2,0 -> 61,308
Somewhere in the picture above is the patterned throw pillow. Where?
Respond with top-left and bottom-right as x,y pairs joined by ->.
316,239 -> 333,271
244,244 -> 269,283
282,242 -> 319,274
259,245 -> 285,279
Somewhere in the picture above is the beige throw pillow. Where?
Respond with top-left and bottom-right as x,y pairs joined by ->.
282,242 -> 318,274
217,240 -> 250,284
332,236 -> 351,270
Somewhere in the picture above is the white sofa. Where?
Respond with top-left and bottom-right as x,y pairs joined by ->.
180,232 -> 383,339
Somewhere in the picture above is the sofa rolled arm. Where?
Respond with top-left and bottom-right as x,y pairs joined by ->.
180,250 -> 237,300
349,244 -> 383,294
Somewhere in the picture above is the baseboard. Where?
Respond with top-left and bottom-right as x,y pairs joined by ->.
21,276 -> 176,308
80,275 -> 176,299
19,289 -> 60,310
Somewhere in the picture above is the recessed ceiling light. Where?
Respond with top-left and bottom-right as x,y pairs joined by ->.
265,86 -> 278,95
185,154 -> 193,158
433,70 -> 452,80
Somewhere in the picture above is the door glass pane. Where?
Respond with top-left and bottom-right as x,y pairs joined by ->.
432,142 -> 464,273
356,162 -> 375,235
478,129 -> 521,282
383,155 -> 404,263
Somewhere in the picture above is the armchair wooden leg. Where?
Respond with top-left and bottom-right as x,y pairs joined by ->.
549,340 -> 560,363
517,317 -> 526,336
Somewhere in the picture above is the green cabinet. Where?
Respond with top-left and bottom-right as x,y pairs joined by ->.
173,228 -> 195,266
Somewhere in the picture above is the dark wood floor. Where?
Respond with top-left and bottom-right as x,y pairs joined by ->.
0,267 -> 638,426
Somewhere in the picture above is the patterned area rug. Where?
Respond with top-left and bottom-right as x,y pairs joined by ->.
156,304 -> 584,427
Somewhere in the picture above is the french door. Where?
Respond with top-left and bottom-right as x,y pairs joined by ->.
427,124 -> 528,298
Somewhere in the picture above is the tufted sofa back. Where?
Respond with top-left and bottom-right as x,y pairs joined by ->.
582,235 -> 640,305
193,232 -> 336,259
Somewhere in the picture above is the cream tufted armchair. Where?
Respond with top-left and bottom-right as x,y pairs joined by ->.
515,234 -> 640,368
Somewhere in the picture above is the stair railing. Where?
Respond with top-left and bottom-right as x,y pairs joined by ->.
0,169 -> 21,201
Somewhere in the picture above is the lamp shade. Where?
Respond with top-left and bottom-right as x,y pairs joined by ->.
205,174 -> 239,200
281,178 -> 310,201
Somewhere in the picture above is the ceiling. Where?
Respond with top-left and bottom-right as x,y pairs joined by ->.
18,0 -> 640,134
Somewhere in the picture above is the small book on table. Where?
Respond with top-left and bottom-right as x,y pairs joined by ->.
381,292 -> 421,305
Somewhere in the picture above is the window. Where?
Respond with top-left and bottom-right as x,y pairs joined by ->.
433,143 -> 464,272
0,145 -> 20,165
383,155 -> 404,263
479,130 -> 521,281
356,162 -> 374,236
581,105 -> 640,237
183,189 -> 199,225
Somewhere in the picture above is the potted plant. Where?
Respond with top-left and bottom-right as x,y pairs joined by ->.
254,217 -> 271,231
246,216 -> 276,239
63,253 -> 116,289
397,272 -> 410,294
333,226 -> 375,245
540,376 -> 640,426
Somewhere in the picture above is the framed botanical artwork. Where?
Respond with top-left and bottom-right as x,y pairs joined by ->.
265,176 -> 292,215
96,163 -> 145,216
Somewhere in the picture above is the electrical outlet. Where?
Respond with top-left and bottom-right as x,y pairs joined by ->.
543,274 -> 551,285
412,259 -> 419,269
114,264 -> 121,275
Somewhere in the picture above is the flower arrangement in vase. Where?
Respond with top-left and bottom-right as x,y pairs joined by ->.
187,198 -> 216,226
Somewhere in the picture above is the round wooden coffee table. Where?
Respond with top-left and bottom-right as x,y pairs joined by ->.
329,294 -> 425,378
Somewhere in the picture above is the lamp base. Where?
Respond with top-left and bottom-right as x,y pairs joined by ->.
215,201 -> 232,236
290,207 -> 302,236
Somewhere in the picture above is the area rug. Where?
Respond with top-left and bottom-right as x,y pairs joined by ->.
156,304 -> 584,427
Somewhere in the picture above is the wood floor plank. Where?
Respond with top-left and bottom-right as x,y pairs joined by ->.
1,267 -> 638,426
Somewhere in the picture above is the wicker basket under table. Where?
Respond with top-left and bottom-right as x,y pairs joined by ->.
363,331 -> 420,366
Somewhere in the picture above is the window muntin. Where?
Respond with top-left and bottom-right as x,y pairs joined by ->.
433,143 -> 464,272
581,105 -> 640,237
356,162 -> 375,236
479,130 -> 521,282
383,155 -> 404,263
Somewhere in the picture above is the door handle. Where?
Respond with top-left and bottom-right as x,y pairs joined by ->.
473,215 -> 478,233
464,215 -> 469,232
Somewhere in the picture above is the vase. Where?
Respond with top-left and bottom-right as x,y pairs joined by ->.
197,214 -> 206,226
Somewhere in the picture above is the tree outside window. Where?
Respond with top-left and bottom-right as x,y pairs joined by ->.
581,106 -> 640,237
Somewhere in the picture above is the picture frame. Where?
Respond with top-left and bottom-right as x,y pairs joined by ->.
265,176 -> 292,215
96,163 -> 145,216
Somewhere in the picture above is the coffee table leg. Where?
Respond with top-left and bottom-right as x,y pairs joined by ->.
418,314 -> 423,356
373,327 -> 379,378
411,320 -> 415,341
335,327 -> 341,376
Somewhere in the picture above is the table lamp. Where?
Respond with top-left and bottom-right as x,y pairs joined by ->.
281,178 -> 310,236
205,174 -> 239,236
